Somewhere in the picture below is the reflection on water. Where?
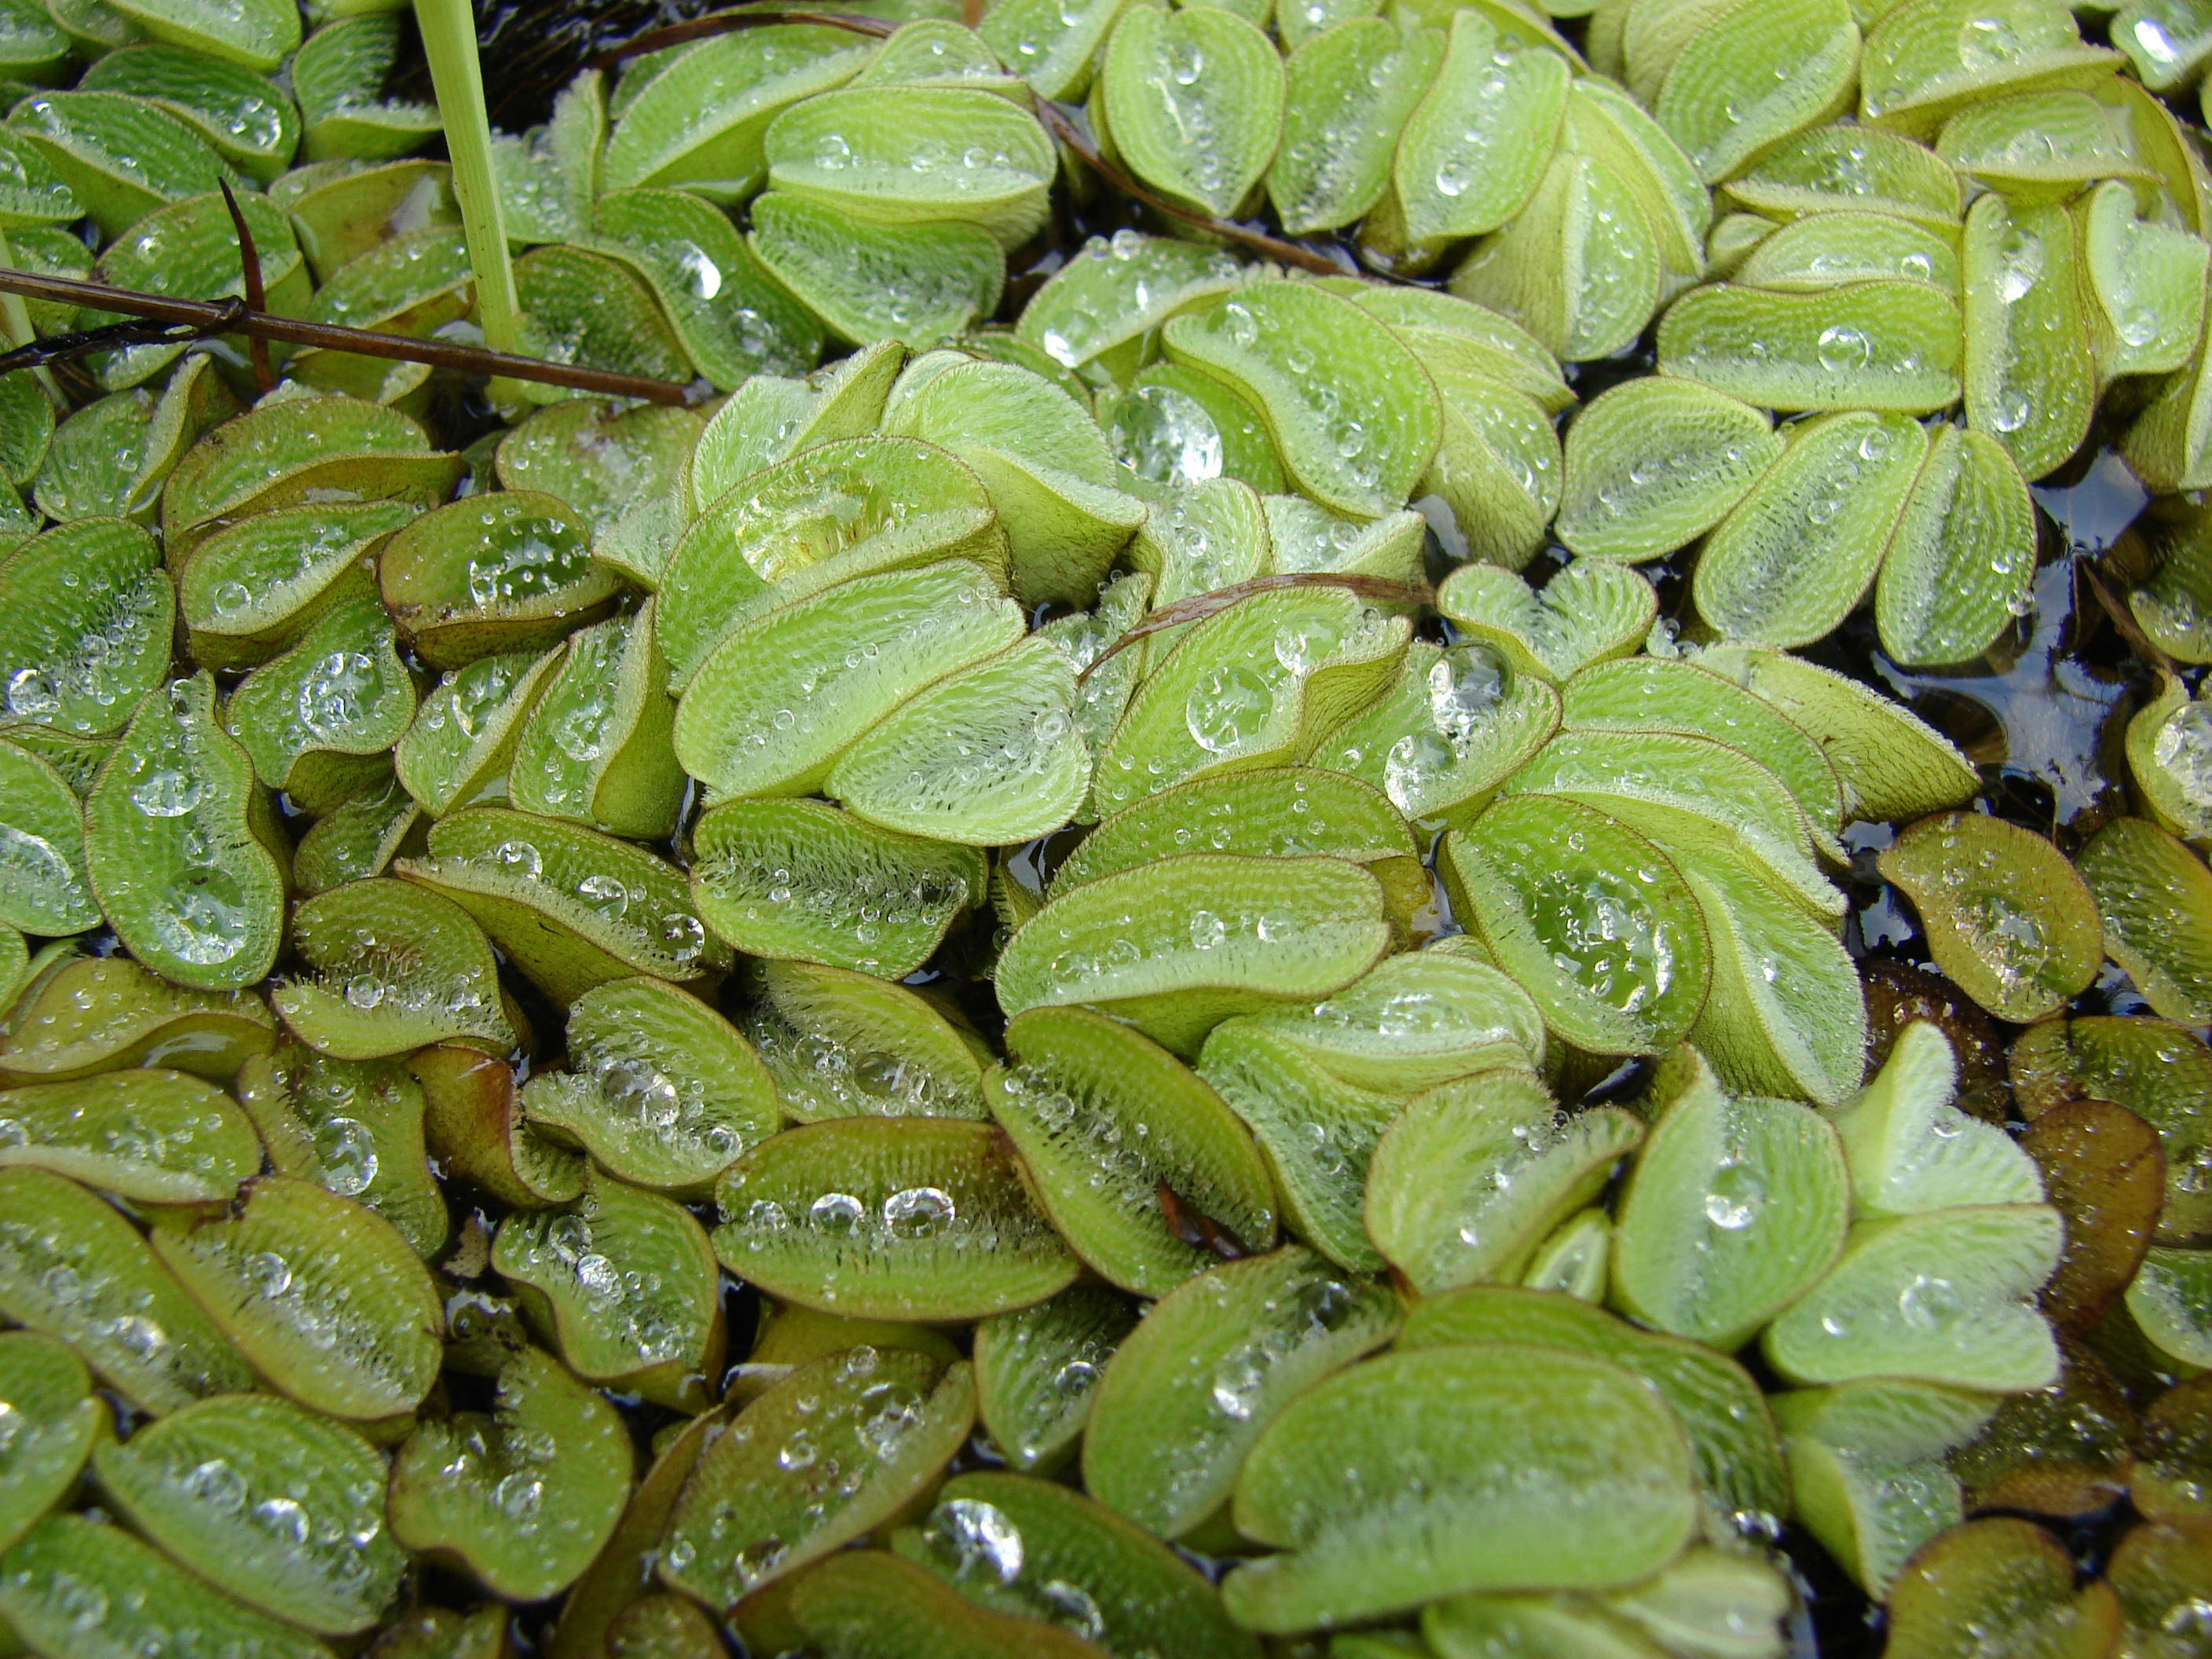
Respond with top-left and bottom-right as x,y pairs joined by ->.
1860,448 -> 2155,840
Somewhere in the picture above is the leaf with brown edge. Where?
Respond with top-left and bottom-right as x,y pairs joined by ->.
1159,1178 -> 1254,1262
1884,1516 -> 2122,1659
408,1045 -> 585,1212
2022,1098 -> 2163,1335
1949,1334 -> 2139,1518
2108,1517 -> 2212,1659
2133,1374 -> 2212,1524
1862,958 -> 2012,1125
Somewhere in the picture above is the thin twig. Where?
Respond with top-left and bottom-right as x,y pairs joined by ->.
0,317 -> 211,374
589,7 -> 892,64
0,266 -> 701,404
1083,572 -> 1435,677
218,181 -> 275,394
1030,101 -> 1350,277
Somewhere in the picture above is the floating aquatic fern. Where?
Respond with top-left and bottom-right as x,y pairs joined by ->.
0,0 -> 2204,1649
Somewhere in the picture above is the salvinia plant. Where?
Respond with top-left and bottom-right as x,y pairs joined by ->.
0,0 -> 2208,1651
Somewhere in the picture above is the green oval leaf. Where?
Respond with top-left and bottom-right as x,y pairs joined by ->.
379,492 -> 621,672
1694,643 -> 1981,821
1097,4 -> 1284,219
1721,121 -> 1965,225
93,1390 -> 403,1634
602,25 -> 873,202
1440,795 -> 1712,1056
491,1170 -> 724,1410
895,1470 -> 1258,1654
1269,18 -> 1441,236
765,86 -> 1054,249
0,518 -> 174,738
1557,377 -> 1782,563
1372,14 -> 1570,268
0,738 -> 96,935
178,500 -> 415,672
1859,0 -> 2119,137
6,90 -> 224,238
1610,1048 -> 1851,1348
2076,815 -> 2212,1026
673,558 -> 1021,796
659,1346 -> 974,1608
85,675 -> 287,992
151,1173 -> 441,1422
0,1068 -> 258,1204
1445,148 -> 1661,363
973,1283 -> 1136,1474
1875,423 -> 2037,667
989,1003 -> 1276,1295
235,1042 -> 448,1259
713,1117 -> 1080,1321
1231,943 -> 1547,1094
1082,1245 -> 1397,1540
997,852 -> 1392,1057
691,797 -> 987,980
1659,279 -> 1963,411
1398,1284 -> 1789,1535
389,1345 -> 633,1602
1833,1021 -> 2043,1220
0,951 -> 273,1087
521,974 -> 778,1196
1763,1203 -> 2064,1390
1367,1070 -> 1643,1295
741,956 -> 991,1123
1692,411 -> 1929,647
0,1331 -> 99,1555
401,807 -> 727,1003
0,1512 -> 327,1659
274,877 -> 511,1059
750,189 -> 1007,347
1314,639 -> 1562,823
1163,281 -> 1442,518
0,1164 -> 255,1414
1222,1345 -> 1700,1630
223,594 -> 416,812
1961,192 -> 2095,480
1877,811 -> 2103,1021
826,638 -> 1089,845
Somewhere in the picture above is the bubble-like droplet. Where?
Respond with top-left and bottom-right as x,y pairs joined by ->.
4,666 -> 57,719
1898,1273 -> 1963,1328
809,1192 -> 865,1233
882,1185 -> 956,1239
2154,701 -> 2212,822
1702,1157 -> 1766,1230
1184,665 -> 1273,754
492,840 -> 542,881
130,767 -> 206,818
927,1496 -> 1025,1584
1052,1359 -> 1099,1398
1210,1341 -> 1268,1419
1815,324 -> 1873,374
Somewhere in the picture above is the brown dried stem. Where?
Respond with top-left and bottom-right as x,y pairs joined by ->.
218,181 -> 276,394
0,266 -> 701,405
1028,101 -> 1350,277
588,7 -> 892,64
1083,572 -> 1435,678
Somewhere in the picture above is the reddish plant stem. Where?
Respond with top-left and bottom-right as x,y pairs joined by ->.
0,266 -> 701,405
